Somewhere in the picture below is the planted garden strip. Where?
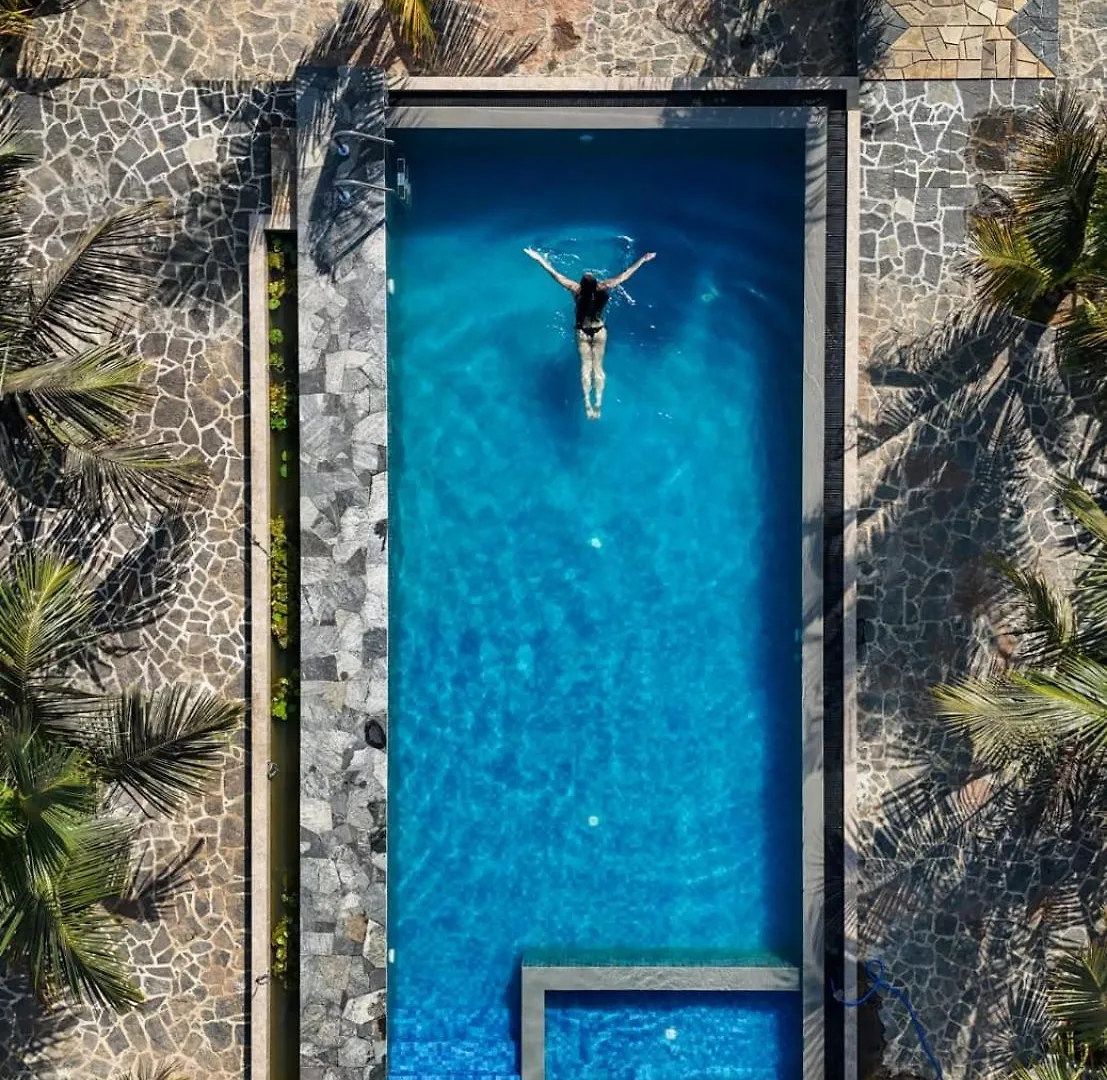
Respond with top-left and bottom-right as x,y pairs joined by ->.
266,231 -> 301,1079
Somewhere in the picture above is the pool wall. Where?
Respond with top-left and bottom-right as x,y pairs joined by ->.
296,67 -> 857,1080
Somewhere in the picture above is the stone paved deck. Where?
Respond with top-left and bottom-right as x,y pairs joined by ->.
857,76 -> 1107,1075
0,77 -> 289,1079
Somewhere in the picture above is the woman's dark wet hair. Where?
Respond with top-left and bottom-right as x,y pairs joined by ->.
575,271 -> 609,329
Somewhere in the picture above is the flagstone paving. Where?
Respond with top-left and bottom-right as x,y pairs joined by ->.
0,77 -> 291,1080
876,0 -> 1057,78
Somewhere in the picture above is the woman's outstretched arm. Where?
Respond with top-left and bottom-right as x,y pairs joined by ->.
602,251 -> 656,289
524,247 -> 579,292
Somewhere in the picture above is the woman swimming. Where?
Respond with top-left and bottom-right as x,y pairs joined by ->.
524,247 -> 656,420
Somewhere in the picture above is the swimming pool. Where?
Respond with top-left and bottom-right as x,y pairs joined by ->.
388,116 -> 812,1079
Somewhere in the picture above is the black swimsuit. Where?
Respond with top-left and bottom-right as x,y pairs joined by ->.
575,286 -> 610,336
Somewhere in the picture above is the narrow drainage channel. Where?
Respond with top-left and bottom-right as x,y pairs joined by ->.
267,230 -> 300,1080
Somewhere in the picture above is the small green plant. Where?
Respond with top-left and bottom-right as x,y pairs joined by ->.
267,276 -> 287,311
271,886 -> 299,988
269,382 -> 289,431
279,449 -> 292,479
269,327 -> 286,374
271,913 -> 292,985
270,515 -> 289,649
272,675 -> 293,721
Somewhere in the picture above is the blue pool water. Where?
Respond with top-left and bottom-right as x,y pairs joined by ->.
546,991 -> 802,1080
389,125 -> 806,1078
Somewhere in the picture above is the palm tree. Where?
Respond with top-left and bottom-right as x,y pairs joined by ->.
935,478 -> 1107,777
0,110 -> 206,521
385,0 -> 434,52
1002,942 -> 1107,1080
964,91 -> 1107,393
113,1065 -> 189,1080
0,549 -> 238,1009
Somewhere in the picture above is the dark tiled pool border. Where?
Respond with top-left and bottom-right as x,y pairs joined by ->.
296,72 -> 856,1080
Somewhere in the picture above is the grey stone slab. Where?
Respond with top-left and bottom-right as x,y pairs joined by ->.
297,66 -> 389,1080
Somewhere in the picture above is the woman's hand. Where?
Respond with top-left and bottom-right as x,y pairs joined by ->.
643,251 -> 657,262
523,247 -> 543,261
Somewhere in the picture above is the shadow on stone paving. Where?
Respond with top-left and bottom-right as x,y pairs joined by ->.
105,838 -> 205,923
296,0 -> 539,276
0,970 -> 78,1080
655,0 -> 877,76
298,67 -> 388,278
304,0 -> 539,78
156,82 -> 295,324
856,305 -> 1107,1071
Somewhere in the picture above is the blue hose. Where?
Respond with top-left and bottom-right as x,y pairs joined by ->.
832,959 -> 944,1080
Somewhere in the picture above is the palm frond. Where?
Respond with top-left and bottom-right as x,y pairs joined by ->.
0,551 -> 94,704
1049,943 -> 1107,1048
87,685 -> 239,815
1056,296 -> 1107,389
114,1065 -> 190,1080
990,554 -> 1077,663
1059,480 -> 1107,651
384,0 -> 435,51
934,675 -> 1057,765
936,654 -> 1107,761
0,9 -> 32,42
1017,657 -> 1107,748
964,215 -> 1054,316
1011,1053 -> 1091,1080
0,109 -> 34,332
1,338 -> 149,445
1060,477 -> 1107,549
62,440 -> 208,520
28,202 -> 167,356
0,816 -> 141,1010
1016,91 -> 1105,278
0,783 -> 21,837
0,730 -> 98,882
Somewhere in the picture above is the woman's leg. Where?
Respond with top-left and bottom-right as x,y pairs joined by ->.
577,331 -> 595,418
591,329 -> 608,418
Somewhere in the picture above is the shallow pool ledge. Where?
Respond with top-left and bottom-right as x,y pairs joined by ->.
522,964 -> 802,1080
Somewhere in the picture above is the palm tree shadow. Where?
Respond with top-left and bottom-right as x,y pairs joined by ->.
303,0 -> 538,76
297,0 -> 539,277
655,0 -> 881,76
856,291 -> 1107,1071
104,839 -> 205,923
0,970 -> 78,1080
156,81 -> 294,323
298,66 -> 388,278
